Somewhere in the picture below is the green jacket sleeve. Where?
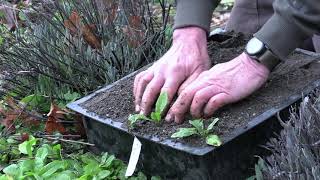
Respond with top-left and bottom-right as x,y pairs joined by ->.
173,0 -> 220,33
255,0 -> 320,60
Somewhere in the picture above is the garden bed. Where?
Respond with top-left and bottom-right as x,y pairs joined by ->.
67,33 -> 320,179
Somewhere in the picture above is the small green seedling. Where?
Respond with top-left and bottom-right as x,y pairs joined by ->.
128,92 -> 168,128
171,118 -> 222,147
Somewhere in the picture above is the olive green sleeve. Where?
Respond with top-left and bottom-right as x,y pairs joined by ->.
255,0 -> 320,60
173,0 -> 220,33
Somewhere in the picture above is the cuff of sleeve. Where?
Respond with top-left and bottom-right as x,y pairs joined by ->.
254,14 -> 310,60
173,0 -> 217,34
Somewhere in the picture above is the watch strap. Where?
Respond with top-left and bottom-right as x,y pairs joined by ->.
258,49 -> 280,71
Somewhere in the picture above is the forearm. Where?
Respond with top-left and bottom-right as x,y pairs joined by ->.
173,0 -> 221,34
255,0 -> 320,60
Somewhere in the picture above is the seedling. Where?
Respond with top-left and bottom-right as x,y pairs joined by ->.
171,118 -> 222,147
128,92 -> 168,128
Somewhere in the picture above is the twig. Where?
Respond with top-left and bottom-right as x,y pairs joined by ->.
44,136 -> 95,146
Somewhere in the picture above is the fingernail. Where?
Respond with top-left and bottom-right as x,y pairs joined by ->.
165,114 -> 172,122
135,105 -> 140,112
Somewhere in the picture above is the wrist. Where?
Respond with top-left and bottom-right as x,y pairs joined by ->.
173,27 -> 207,43
242,53 -> 270,77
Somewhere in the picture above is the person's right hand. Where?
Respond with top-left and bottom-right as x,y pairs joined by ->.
134,27 -> 210,116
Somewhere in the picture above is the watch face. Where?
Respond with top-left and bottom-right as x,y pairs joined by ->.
246,37 -> 264,55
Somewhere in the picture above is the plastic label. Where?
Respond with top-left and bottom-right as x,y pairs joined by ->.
125,136 -> 142,177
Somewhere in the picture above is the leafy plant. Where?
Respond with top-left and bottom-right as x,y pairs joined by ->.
171,118 -> 222,147
0,136 -> 154,180
0,0 -> 172,104
128,92 -> 168,127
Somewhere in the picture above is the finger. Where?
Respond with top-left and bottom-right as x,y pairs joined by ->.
160,78 -> 184,116
133,71 -> 147,98
140,76 -> 165,115
178,70 -> 207,95
166,82 -> 205,123
203,93 -> 230,118
135,72 -> 154,112
190,86 -> 221,118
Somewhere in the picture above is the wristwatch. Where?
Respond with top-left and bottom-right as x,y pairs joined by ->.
245,37 -> 280,71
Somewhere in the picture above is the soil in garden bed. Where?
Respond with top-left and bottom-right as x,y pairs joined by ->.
81,33 -> 320,147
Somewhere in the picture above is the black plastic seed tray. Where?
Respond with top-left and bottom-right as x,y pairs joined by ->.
67,49 -> 320,180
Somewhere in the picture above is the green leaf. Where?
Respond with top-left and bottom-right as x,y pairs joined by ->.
150,112 -> 161,122
83,161 -> 101,176
63,91 -> 80,102
3,164 -> 20,177
97,170 -> 111,179
35,147 -> 49,168
207,118 -> 219,131
155,92 -> 168,114
52,144 -> 62,159
0,175 -> 8,180
189,119 -> 204,133
20,94 -> 50,112
18,136 -> 37,157
19,159 -> 34,173
39,160 -> 66,178
101,152 -> 109,164
103,155 -> 115,168
171,128 -> 197,138
47,170 -> 75,180
206,135 -> 222,147
128,114 -> 150,127
255,164 -> 263,180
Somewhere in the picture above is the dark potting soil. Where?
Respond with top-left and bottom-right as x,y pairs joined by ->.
81,33 -> 320,147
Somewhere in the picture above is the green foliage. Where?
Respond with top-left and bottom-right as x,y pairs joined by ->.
18,136 -> 37,157
171,118 -> 222,147
0,137 -> 151,179
0,0 -> 171,104
171,128 -> 197,138
128,114 -> 151,127
206,135 -> 222,146
128,92 -> 168,127
20,94 -> 51,113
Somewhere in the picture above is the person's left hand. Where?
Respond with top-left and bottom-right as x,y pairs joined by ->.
165,53 -> 270,123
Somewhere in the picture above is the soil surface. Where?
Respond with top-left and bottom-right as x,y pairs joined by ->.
81,33 -> 320,147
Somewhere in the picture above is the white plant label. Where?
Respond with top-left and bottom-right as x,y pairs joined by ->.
125,136 -> 142,177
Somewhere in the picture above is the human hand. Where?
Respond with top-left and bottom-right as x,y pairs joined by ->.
166,53 -> 270,123
134,27 -> 210,115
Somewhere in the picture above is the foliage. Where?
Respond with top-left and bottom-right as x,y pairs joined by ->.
261,91 -> 320,179
0,0 -> 172,103
171,118 -> 222,147
128,92 -> 168,127
0,136 -> 151,180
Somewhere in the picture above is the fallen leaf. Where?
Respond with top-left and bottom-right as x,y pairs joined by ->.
82,24 -> 101,49
21,133 -> 29,142
0,97 -> 40,133
64,11 -> 101,49
64,10 -> 81,35
45,103 -> 67,134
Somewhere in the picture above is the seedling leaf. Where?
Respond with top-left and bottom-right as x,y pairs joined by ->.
207,118 -> 219,131
128,114 -> 150,127
151,112 -> 161,122
171,128 -> 197,138
155,92 -> 168,114
189,119 -> 204,133
206,135 -> 222,147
